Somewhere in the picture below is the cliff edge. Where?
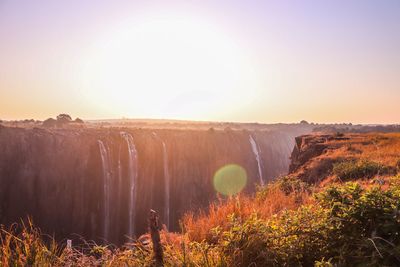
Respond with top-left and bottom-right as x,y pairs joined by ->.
289,132 -> 400,184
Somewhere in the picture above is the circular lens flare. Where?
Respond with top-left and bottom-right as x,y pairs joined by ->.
213,164 -> 247,196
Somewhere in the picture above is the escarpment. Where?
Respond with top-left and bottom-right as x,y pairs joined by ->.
289,133 -> 400,184
0,124 -> 311,244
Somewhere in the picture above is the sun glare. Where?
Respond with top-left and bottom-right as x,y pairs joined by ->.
80,14 -> 261,120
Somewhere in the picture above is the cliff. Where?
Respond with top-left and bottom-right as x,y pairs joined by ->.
289,133 -> 400,184
0,124 -> 311,244
2,131 -> 400,266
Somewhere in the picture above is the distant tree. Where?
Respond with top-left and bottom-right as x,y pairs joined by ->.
42,118 -> 57,128
56,114 -> 72,124
300,120 -> 309,125
74,118 -> 84,123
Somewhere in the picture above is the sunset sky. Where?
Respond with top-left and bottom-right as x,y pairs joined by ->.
0,0 -> 399,124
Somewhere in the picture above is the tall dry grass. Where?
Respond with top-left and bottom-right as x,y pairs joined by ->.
183,181 -> 313,243
329,133 -> 400,167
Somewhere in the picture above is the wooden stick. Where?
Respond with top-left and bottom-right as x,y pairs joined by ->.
149,209 -> 164,266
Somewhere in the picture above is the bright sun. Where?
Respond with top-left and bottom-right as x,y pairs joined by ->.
80,14 -> 261,120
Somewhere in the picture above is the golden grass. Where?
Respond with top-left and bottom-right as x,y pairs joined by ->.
294,133 -> 400,185
1,132 -> 399,266
327,133 -> 400,166
183,183 -> 312,243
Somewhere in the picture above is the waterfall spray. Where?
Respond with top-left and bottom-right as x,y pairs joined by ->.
161,139 -> 170,229
153,132 -> 171,229
97,140 -> 112,240
116,144 -> 122,236
121,132 -> 138,237
249,135 -> 264,186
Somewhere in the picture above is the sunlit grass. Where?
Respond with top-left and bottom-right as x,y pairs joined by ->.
2,133 -> 400,266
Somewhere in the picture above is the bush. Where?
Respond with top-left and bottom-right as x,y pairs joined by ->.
275,175 -> 309,195
212,206 -> 331,266
3,182 -> 400,266
42,118 -> 57,128
184,182 -> 311,244
333,159 -> 390,181
56,114 -> 72,123
210,182 -> 400,266
317,182 -> 400,266
314,258 -> 334,267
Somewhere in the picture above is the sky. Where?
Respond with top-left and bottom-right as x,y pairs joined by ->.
0,0 -> 399,124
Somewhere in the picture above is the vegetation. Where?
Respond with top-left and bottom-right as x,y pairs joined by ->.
2,133 -> 400,266
332,159 -> 392,181
42,114 -> 84,128
2,178 -> 400,266
183,179 -> 311,244
396,159 -> 400,171
42,118 -> 57,128
316,182 -> 400,265
56,114 -> 72,123
74,118 -> 84,123
275,174 -> 309,195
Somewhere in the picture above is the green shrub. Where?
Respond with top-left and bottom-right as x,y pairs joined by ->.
214,206 -> 331,266
256,175 -> 309,201
314,258 -> 334,267
265,206 -> 332,266
217,182 -> 400,266
317,182 -> 400,266
276,175 -> 309,195
219,213 -> 271,266
3,181 -> 400,266
389,174 -> 400,187
333,159 -> 389,181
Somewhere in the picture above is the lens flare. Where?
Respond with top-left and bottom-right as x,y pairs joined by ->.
213,164 -> 247,196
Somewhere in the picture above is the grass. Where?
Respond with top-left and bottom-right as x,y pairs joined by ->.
0,218 -> 157,266
183,178 -> 311,243
0,219 -> 60,266
332,159 -> 393,181
3,178 -> 400,266
2,133 -> 400,266
2,177 -> 400,266
0,176 -> 312,266
293,133 -> 400,184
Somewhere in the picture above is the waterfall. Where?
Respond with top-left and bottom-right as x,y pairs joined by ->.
117,146 -> 122,202
97,140 -> 111,240
153,132 -> 170,229
121,132 -> 138,237
161,139 -> 170,229
249,135 -> 264,186
116,144 -> 122,235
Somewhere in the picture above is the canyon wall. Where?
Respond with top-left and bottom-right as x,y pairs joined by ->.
0,124 -> 311,244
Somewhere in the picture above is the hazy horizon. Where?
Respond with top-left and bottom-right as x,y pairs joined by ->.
1,0 -> 399,124
2,115 -> 398,126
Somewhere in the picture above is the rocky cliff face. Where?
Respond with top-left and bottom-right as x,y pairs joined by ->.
0,125 -> 311,244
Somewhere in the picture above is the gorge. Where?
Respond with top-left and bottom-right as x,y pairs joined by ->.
0,123 -> 313,245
